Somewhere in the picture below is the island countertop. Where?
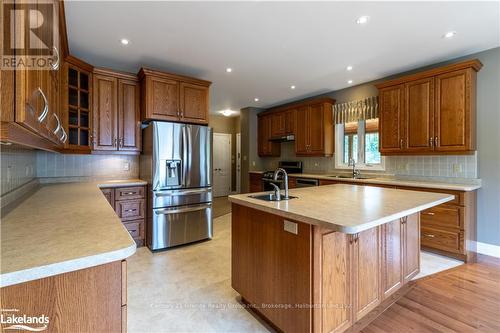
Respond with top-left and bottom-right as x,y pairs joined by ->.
229,184 -> 453,233
1,182 -> 137,288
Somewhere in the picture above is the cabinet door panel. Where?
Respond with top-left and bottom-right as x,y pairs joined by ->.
308,104 -> 325,153
353,227 -> 381,321
285,109 -> 296,134
379,85 -> 405,153
382,219 -> 402,298
257,115 -> 269,156
118,79 -> 141,152
403,214 -> 420,283
405,78 -> 434,152
270,112 -> 285,137
295,106 -> 309,154
180,83 -> 208,124
435,69 -> 471,151
93,75 -> 117,151
148,77 -> 179,121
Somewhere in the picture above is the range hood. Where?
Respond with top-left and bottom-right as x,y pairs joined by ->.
269,134 -> 295,142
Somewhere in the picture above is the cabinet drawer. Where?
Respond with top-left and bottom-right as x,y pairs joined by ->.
115,199 -> 145,221
421,226 -> 462,254
421,205 -> 463,229
115,186 -> 145,201
123,220 -> 142,238
398,186 -> 464,206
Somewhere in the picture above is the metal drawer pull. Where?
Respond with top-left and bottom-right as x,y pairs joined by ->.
37,88 -> 49,123
425,212 -> 435,216
60,128 -> 67,143
129,229 -> 137,233
124,192 -> 137,195
51,46 -> 60,70
125,209 -> 137,212
155,204 -> 211,215
424,234 -> 435,238
52,114 -> 61,135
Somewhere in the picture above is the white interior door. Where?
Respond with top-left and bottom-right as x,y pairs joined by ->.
236,133 -> 241,193
213,133 -> 232,197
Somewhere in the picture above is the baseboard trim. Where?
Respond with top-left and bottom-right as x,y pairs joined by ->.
476,242 -> 500,258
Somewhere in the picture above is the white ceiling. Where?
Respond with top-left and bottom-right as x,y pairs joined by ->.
65,1 -> 500,114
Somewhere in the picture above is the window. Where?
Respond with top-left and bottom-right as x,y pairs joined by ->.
336,118 -> 384,170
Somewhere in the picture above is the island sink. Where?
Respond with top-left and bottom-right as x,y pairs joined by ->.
249,193 -> 297,201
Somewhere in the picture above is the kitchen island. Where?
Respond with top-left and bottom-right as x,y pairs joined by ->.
229,184 -> 453,333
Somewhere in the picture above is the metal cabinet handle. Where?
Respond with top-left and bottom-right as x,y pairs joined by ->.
423,234 -> 435,238
51,46 -> 60,71
400,138 -> 404,149
125,209 -> 137,212
124,192 -> 136,195
425,212 -> 435,216
429,137 -> 434,147
434,136 -> 438,147
37,88 -> 49,123
60,128 -> 67,143
52,114 -> 61,135
154,204 -> 211,215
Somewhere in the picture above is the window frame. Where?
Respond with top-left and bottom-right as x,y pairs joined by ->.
335,120 -> 386,171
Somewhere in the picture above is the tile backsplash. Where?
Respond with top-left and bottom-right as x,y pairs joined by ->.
36,151 -> 139,180
263,142 -> 478,179
0,146 -> 37,196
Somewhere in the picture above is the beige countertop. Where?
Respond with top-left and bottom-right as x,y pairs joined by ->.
97,178 -> 148,188
229,184 -> 453,234
1,182 -> 137,288
249,171 -> 480,191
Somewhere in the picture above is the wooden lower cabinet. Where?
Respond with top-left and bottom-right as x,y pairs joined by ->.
0,261 -> 127,333
232,204 -> 419,333
101,186 -> 146,247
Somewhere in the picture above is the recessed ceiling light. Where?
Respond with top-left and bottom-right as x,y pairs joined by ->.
254,98 -> 260,102
120,38 -> 129,45
443,31 -> 457,39
346,65 -> 353,71
347,80 -> 353,84
226,68 -> 232,73
290,85 -> 296,90
220,109 -> 235,117
356,16 -> 370,25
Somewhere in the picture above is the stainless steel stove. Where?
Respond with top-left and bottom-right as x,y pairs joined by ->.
261,161 -> 302,191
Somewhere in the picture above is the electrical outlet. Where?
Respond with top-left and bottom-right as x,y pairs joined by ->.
314,162 -> 320,167
452,164 -> 463,173
252,161 -> 256,167
123,162 -> 130,171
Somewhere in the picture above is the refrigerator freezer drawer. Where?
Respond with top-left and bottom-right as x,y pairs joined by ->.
149,203 -> 213,250
152,188 -> 212,208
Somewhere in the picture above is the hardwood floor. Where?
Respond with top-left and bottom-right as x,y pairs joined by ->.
362,254 -> 500,333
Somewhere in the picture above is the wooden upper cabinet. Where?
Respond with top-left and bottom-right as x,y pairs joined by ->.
379,84 -> 405,153
308,103 -> 326,154
405,78 -> 434,152
258,114 -> 280,157
93,74 -> 118,151
295,106 -> 309,155
138,68 -> 211,124
118,79 -> 141,152
295,100 -> 334,156
270,112 -> 286,137
93,69 -> 141,153
376,59 -> 481,155
435,69 -> 475,152
284,109 -> 296,134
180,83 -> 209,124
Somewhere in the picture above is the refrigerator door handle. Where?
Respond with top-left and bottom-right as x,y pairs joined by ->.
182,125 -> 188,187
155,188 -> 211,196
154,203 -> 211,215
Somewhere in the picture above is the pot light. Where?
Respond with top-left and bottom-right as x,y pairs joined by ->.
254,98 -> 260,102
346,65 -> 353,71
347,80 -> 353,84
120,38 -> 129,45
356,16 -> 370,25
443,31 -> 457,39
290,85 -> 296,90
220,109 -> 235,117
226,67 -> 232,73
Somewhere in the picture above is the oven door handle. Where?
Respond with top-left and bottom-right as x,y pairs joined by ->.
154,204 -> 211,215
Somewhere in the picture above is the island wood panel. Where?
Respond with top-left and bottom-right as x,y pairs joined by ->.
313,228 -> 352,333
231,204 -> 312,333
0,261 -> 125,333
402,214 -> 420,283
381,219 -> 403,298
353,227 -> 382,321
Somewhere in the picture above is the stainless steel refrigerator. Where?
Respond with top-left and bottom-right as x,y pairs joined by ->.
140,121 -> 213,250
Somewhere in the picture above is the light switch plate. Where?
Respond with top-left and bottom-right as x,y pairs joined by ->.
123,162 -> 130,171
284,220 -> 298,235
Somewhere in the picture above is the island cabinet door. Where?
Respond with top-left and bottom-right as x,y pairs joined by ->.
381,218 -> 403,298
313,227 -> 353,333
352,227 -> 382,321
402,214 -> 420,283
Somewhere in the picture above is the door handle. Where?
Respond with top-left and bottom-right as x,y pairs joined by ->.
36,88 -> 49,123
154,204 -> 211,215
51,46 -> 60,71
155,188 -> 211,196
